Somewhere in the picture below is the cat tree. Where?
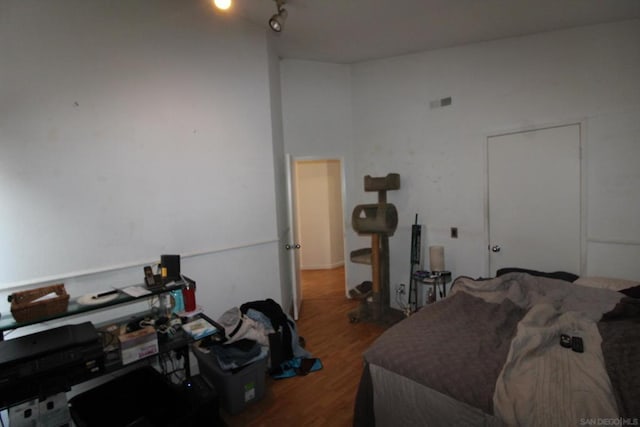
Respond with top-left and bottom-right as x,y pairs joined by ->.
348,173 -> 403,325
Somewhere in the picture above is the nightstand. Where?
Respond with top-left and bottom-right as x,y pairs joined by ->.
412,270 -> 452,308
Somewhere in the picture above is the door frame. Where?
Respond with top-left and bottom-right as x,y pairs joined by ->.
287,155 -> 350,305
483,119 -> 588,277
285,154 -> 302,320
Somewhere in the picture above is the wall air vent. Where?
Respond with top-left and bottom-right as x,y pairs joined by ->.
429,96 -> 452,109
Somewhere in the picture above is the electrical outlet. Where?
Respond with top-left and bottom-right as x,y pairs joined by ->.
451,227 -> 458,239
397,283 -> 406,295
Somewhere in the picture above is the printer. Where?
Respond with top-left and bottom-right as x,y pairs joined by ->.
0,322 -> 104,409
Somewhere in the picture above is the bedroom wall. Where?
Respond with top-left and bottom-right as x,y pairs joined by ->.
0,0 -> 282,319
280,20 -> 640,306
350,19 -> 640,298
280,60 -> 355,290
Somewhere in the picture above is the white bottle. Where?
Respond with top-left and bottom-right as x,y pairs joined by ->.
427,287 -> 436,304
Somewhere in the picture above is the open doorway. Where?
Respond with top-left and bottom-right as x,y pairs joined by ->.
293,158 -> 347,301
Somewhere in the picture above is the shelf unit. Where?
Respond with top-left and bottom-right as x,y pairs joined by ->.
1,282 -> 184,338
0,280 -> 205,411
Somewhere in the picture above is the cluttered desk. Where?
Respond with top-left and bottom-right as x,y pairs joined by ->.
0,256 -> 223,425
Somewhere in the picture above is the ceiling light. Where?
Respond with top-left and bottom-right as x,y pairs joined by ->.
269,0 -> 287,32
213,0 -> 232,11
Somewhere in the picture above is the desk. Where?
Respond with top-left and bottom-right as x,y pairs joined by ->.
0,280 -> 220,411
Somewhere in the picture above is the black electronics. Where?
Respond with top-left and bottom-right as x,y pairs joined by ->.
69,367 -> 224,427
144,265 -> 163,291
144,265 -> 156,287
160,254 -> 181,282
408,214 -> 422,312
125,315 -> 151,333
182,374 -> 224,426
571,336 -> 584,353
0,322 -> 104,408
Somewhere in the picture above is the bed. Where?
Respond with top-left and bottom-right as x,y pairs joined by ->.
353,271 -> 640,426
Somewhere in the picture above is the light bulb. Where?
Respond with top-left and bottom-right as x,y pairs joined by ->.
269,9 -> 287,32
213,0 -> 232,10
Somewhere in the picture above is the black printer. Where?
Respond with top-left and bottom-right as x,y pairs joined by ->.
0,321 -> 104,409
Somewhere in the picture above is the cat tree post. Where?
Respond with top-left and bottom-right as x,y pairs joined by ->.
348,173 -> 402,325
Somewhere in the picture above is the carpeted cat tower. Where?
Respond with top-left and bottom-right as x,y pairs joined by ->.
348,173 -> 404,325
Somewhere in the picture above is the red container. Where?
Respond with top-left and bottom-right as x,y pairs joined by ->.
182,283 -> 196,312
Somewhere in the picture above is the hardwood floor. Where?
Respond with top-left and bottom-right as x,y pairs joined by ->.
220,266 -> 387,427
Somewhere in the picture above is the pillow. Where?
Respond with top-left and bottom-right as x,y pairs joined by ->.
496,267 -> 579,283
573,276 -> 640,292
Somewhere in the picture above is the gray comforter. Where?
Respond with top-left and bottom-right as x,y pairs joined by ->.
354,273 -> 640,426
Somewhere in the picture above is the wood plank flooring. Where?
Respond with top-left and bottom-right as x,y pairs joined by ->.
220,266 -> 387,427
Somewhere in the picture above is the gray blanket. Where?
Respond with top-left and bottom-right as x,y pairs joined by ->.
354,273 -> 640,426
451,273 -> 622,321
598,297 -> 640,418
362,290 -> 526,414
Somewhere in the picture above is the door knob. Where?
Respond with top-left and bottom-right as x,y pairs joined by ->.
491,245 -> 501,253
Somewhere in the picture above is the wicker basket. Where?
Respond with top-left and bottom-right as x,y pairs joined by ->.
9,284 -> 70,322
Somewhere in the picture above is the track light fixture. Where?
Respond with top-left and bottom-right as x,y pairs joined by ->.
269,0 -> 288,32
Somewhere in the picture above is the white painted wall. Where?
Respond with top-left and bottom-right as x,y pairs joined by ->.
281,20 -> 640,308
0,0 -> 282,318
280,60 -> 355,288
327,160 -> 345,267
584,110 -> 640,277
350,19 -> 640,299
267,34 -> 291,314
295,159 -> 344,269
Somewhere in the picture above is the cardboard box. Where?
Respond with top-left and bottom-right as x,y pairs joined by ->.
8,393 -> 70,427
118,326 -> 158,365
9,398 -> 38,427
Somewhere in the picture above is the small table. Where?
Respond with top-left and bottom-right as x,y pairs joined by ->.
412,270 -> 452,309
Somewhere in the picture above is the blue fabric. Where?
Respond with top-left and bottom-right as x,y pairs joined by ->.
271,357 -> 323,380
285,313 -> 312,359
245,309 -> 310,357
246,309 -> 275,333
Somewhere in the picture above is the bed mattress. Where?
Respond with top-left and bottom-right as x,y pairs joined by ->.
354,272 -> 640,426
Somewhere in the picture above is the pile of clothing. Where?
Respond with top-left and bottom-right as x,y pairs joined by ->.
197,298 -> 322,379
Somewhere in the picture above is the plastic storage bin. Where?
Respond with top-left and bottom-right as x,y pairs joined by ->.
193,348 -> 267,415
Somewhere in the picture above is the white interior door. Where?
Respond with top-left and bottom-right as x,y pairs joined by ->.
488,124 -> 581,276
285,154 -> 302,320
